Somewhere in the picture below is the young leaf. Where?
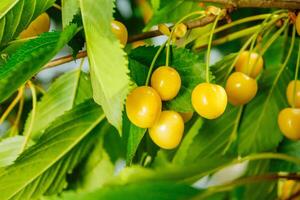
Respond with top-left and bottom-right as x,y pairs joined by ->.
0,25 -> 78,103
129,46 -> 207,112
0,0 -> 55,47
79,0 -> 130,133
23,69 -> 92,141
0,136 -> 25,168
47,182 -> 198,200
0,100 -> 105,200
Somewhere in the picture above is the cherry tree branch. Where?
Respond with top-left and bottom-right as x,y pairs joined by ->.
199,0 -> 300,9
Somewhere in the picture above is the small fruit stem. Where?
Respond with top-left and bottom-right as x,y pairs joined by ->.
206,14 -> 221,83
145,42 -> 167,85
21,81 -> 37,152
166,11 -> 206,67
292,40 -> 300,108
9,93 -> 24,137
0,86 -> 24,125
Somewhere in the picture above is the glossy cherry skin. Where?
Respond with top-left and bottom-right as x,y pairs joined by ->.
19,13 -> 50,39
192,83 -> 227,119
278,108 -> 300,140
296,13 -> 300,36
126,86 -> 162,128
226,72 -> 258,106
111,20 -> 128,46
235,51 -> 264,78
286,80 -> 300,108
180,112 -> 194,123
151,66 -> 181,101
149,111 -> 184,149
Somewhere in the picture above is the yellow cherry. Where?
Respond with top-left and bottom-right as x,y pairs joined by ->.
192,83 -> 227,119
286,80 -> 300,108
111,20 -> 128,46
296,13 -> 300,36
126,86 -> 161,128
235,51 -> 264,78
278,108 -> 300,140
151,66 -> 181,101
225,72 -> 258,106
149,111 -> 184,149
19,13 -> 50,39
179,112 -> 193,123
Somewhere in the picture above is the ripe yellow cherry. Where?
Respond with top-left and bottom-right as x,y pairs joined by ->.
180,112 -> 193,123
235,51 -> 264,78
278,108 -> 300,140
149,111 -> 184,149
192,83 -> 227,119
126,86 -> 161,128
111,20 -> 128,46
19,13 -> 50,39
225,72 -> 258,106
296,13 -> 300,36
151,66 -> 181,101
286,80 -> 300,108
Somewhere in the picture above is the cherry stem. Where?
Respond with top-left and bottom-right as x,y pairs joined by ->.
21,81 -> 37,152
165,11 -> 205,67
292,40 -> 300,108
206,14 -> 221,83
145,42 -> 167,86
9,93 -> 24,137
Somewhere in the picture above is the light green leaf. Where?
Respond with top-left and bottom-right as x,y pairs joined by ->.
47,182 -> 198,200
79,0 -> 130,133
62,0 -> 80,28
0,25 -> 78,103
0,0 -> 55,47
23,69 -> 92,140
0,100 -> 105,200
0,136 -> 24,168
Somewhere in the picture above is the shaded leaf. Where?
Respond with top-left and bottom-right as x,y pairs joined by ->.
0,136 -> 24,168
0,25 -> 78,103
0,101 -> 105,199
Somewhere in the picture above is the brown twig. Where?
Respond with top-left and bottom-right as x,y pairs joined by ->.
199,0 -> 300,9
44,51 -> 87,69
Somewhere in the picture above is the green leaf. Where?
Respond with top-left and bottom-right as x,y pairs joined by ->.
129,46 -> 207,112
181,106 -> 240,164
145,0 -> 201,30
47,182 -> 198,200
172,118 -> 203,164
0,136 -> 24,168
0,0 -> 55,47
123,114 -> 147,165
272,139 -> 300,172
0,25 -> 78,103
23,69 -> 92,140
0,100 -> 105,199
79,0 -> 130,133
62,0 -> 80,28
237,38 -> 292,155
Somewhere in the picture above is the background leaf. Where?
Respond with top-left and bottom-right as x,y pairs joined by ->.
0,136 -> 25,168
79,0 -> 130,133
0,101 -> 105,200
62,0 -> 80,28
0,25 -> 77,103
23,69 -> 92,140
0,0 -> 55,47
